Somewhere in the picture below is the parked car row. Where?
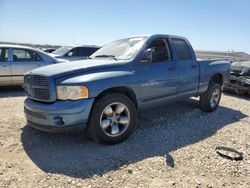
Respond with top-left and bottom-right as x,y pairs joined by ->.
0,44 -> 100,86
0,45 -> 68,86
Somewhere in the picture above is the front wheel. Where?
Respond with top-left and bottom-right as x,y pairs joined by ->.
87,93 -> 137,144
200,82 -> 222,112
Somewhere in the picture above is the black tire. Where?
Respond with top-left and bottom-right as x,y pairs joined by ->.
200,82 -> 222,112
87,93 -> 137,144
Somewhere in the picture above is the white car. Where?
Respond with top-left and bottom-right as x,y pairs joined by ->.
50,45 -> 100,61
0,44 -> 67,86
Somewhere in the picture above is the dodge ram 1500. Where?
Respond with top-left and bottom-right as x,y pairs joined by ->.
23,34 -> 230,143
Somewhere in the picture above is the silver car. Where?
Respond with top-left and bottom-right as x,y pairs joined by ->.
50,45 -> 100,61
0,45 -> 66,86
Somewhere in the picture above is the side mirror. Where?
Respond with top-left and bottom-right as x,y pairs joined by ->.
141,48 -> 153,63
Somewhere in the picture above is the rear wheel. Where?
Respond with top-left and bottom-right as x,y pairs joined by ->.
200,82 -> 222,112
87,93 -> 137,144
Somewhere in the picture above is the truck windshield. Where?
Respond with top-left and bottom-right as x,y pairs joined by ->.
53,46 -> 73,56
91,36 -> 148,60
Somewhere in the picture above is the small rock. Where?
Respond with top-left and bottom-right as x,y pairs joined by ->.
170,181 -> 176,185
127,169 -> 133,174
195,179 -> 201,185
6,164 -> 13,168
76,182 -> 82,187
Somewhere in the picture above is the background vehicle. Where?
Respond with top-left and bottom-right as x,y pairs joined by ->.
0,45 -> 67,86
43,48 -> 56,53
223,61 -> 250,95
51,45 -> 100,61
24,34 -> 230,144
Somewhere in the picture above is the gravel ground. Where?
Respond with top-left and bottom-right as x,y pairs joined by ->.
0,87 -> 249,188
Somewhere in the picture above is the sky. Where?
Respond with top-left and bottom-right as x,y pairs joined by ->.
0,0 -> 250,53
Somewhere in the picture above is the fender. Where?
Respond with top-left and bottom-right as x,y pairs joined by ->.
59,70 -> 139,98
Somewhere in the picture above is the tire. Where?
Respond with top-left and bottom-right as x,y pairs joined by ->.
200,82 -> 222,112
87,93 -> 137,144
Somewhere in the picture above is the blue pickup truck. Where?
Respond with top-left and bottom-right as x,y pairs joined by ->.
23,34 -> 230,143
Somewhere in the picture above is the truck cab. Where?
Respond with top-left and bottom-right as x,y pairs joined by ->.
134,35 -> 200,108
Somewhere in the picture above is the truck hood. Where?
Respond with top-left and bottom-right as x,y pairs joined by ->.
27,59 -> 128,77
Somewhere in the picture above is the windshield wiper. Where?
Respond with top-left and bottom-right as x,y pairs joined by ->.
94,55 -> 117,60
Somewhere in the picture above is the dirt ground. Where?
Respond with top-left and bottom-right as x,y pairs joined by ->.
0,87 -> 249,188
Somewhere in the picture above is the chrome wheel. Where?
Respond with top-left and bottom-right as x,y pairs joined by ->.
100,102 -> 130,137
210,88 -> 220,108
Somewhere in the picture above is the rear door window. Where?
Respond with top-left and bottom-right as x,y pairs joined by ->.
67,47 -> 85,57
85,47 -> 99,56
13,49 -> 42,62
66,47 -> 99,57
0,48 -> 9,62
172,39 -> 192,61
74,47 -> 99,57
76,47 -> 87,56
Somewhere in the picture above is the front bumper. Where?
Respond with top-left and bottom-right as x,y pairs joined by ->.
223,75 -> 250,94
24,98 -> 94,133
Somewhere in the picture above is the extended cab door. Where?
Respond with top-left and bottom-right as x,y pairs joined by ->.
11,48 -> 45,84
137,38 -> 178,107
171,38 -> 199,97
0,48 -> 11,85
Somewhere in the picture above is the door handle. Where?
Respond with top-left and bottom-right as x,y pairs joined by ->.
168,67 -> 176,72
191,64 -> 197,69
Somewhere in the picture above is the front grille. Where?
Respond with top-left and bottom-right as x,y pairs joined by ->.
24,75 -> 53,102
33,87 -> 50,100
30,75 -> 49,86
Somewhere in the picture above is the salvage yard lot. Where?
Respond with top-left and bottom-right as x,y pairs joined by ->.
0,87 -> 249,188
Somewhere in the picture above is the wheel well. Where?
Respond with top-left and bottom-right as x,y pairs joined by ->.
95,87 -> 138,108
211,73 -> 223,85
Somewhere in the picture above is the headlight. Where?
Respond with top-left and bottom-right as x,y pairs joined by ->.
56,86 -> 89,100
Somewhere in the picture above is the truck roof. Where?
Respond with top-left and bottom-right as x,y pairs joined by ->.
119,34 -> 188,41
150,34 -> 188,40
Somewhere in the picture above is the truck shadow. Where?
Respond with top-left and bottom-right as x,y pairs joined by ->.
21,98 -> 247,179
0,86 -> 26,98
